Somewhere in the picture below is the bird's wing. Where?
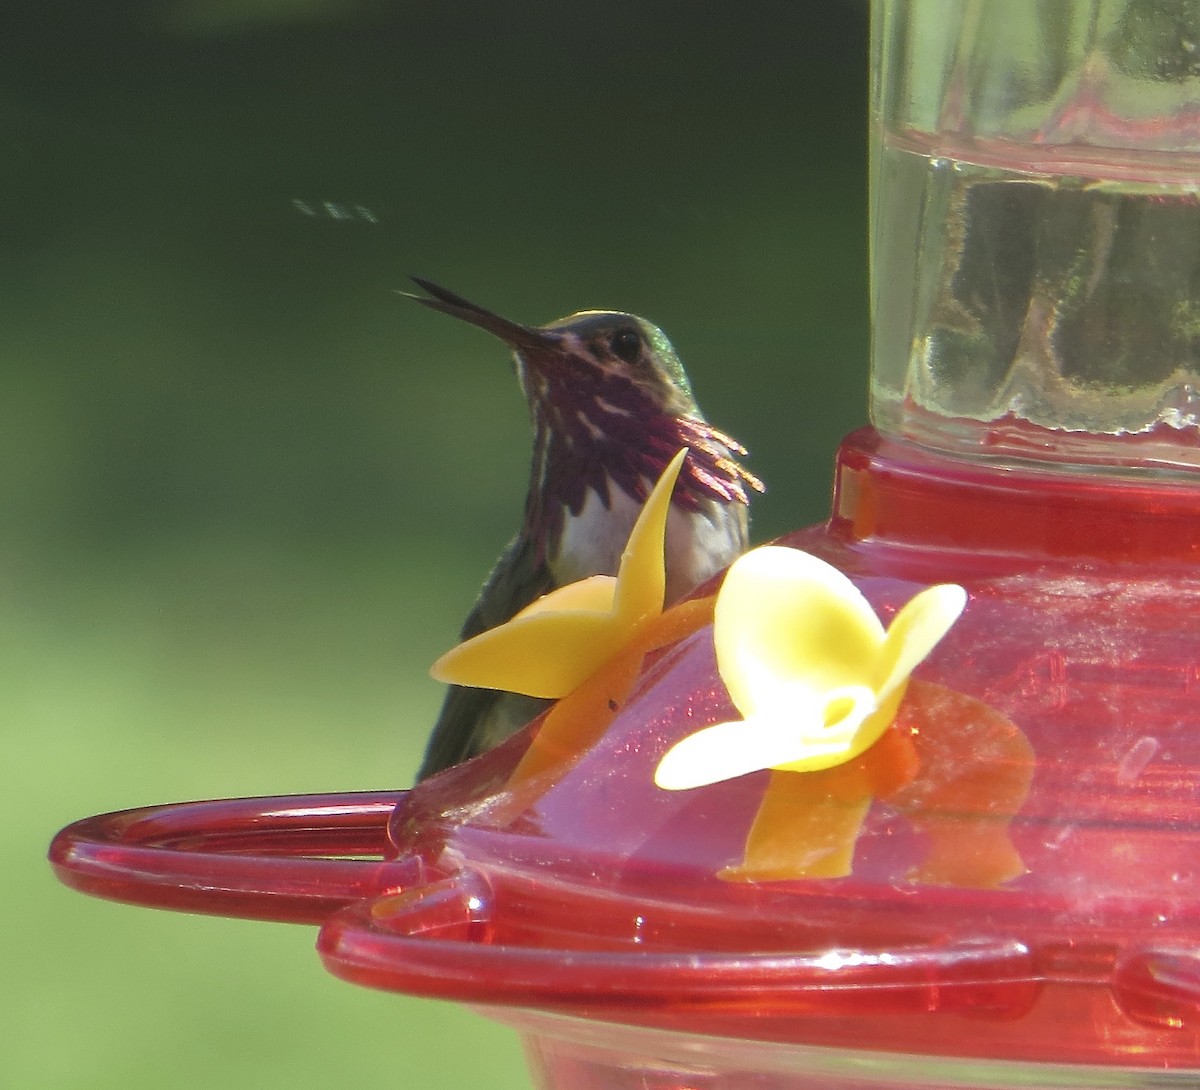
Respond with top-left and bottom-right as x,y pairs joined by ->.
417,686 -> 550,781
417,535 -> 556,780
457,533 -> 556,639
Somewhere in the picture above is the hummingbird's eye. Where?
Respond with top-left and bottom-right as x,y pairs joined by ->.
608,329 -> 642,363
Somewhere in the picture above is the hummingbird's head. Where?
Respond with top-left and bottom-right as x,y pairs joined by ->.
534,310 -> 698,419
402,278 -> 697,418
404,278 -> 762,550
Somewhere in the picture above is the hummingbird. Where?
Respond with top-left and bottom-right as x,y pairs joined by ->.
407,278 -> 763,780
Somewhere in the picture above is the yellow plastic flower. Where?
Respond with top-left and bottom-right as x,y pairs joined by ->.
655,546 -> 966,791
431,448 -> 686,698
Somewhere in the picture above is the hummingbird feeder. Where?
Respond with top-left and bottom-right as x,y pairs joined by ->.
50,1 -> 1200,1087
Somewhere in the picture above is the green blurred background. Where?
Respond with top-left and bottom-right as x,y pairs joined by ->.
6,1 -> 867,1086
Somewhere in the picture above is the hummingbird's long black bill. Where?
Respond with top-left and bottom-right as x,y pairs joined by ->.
401,277 -> 557,351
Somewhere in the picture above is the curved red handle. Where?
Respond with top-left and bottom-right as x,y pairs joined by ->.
317,867 -> 1041,1020
50,791 -> 415,925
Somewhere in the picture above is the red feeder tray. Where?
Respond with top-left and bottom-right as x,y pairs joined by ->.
51,428 -> 1200,1090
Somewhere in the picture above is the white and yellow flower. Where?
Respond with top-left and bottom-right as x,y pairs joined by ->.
655,547 -> 965,791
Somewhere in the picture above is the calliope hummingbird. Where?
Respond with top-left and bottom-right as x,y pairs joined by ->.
407,279 -> 763,780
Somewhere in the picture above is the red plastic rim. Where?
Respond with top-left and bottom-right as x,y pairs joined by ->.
49,791 -> 411,925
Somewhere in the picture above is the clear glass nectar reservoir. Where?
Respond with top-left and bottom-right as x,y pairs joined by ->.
872,1 -> 1200,468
